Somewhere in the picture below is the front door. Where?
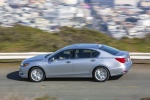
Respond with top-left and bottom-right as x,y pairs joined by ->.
46,49 -> 75,77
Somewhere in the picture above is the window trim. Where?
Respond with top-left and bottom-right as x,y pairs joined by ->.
49,49 -> 75,61
74,49 -> 100,59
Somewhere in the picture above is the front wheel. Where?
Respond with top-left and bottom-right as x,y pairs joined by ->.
93,67 -> 110,82
29,67 -> 45,82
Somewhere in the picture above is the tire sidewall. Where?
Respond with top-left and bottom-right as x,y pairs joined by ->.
93,67 -> 109,82
29,67 -> 45,82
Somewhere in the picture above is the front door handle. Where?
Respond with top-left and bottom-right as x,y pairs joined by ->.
66,61 -> 71,63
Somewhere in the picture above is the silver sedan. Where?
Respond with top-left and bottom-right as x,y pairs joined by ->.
19,44 -> 132,82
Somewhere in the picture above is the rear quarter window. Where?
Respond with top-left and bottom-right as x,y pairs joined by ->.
100,45 -> 119,55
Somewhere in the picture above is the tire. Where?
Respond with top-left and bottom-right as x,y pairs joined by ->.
29,67 -> 45,82
93,67 -> 110,82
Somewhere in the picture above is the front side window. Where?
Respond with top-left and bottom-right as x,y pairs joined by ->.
75,49 -> 99,58
53,49 -> 75,60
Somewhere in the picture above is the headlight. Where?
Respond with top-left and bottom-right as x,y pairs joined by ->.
23,63 -> 29,67
21,63 -> 29,67
20,63 -> 23,66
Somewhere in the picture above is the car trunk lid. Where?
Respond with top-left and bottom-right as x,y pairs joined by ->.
115,51 -> 131,64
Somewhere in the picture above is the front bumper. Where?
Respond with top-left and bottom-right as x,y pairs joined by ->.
19,66 -> 29,78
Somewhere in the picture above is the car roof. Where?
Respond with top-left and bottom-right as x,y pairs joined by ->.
63,43 -> 103,50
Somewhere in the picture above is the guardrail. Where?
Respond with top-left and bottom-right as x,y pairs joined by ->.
129,53 -> 150,60
0,52 -> 52,60
0,52 -> 150,60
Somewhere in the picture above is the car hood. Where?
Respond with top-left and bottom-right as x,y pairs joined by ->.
23,54 -> 47,63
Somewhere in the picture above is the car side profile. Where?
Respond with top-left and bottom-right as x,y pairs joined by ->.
19,44 -> 132,82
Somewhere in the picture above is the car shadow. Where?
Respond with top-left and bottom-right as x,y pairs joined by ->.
6,71 -> 123,82
109,75 -> 123,81
6,71 -> 95,82
45,78 -> 94,82
44,75 -> 123,82
6,71 -> 29,82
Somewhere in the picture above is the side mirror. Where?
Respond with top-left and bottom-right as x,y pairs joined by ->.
49,57 -> 55,61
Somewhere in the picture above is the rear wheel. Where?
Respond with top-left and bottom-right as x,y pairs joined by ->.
29,67 -> 45,82
93,67 -> 109,82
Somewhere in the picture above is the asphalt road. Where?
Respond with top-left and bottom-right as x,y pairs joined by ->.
0,63 -> 150,100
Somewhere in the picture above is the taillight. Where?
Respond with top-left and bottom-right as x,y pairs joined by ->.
115,58 -> 126,63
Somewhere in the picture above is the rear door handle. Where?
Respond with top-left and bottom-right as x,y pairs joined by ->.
66,61 -> 71,63
90,59 -> 95,62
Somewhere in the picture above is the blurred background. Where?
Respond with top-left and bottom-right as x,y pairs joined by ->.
0,0 -> 150,52
0,1 -> 150,100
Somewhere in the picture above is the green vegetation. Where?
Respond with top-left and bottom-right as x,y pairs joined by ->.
0,95 -> 57,100
140,97 -> 150,100
1,94 -> 150,100
0,25 -> 149,52
35,95 -> 56,100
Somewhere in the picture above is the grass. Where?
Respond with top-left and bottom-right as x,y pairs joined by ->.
0,25 -> 149,52
140,97 -> 150,100
35,95 -> 57,100
0,95 -> 57,100
0,60 -> 21,67
1,95 -> 150,100
1,94 -> 28,100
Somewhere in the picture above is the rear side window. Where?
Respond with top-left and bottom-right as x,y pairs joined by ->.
75,49 -> 100,58
100,45 -> 119,55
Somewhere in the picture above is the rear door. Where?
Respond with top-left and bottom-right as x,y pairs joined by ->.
71,49 -> 100,76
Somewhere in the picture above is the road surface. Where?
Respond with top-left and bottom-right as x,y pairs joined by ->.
0,63 -> 150,100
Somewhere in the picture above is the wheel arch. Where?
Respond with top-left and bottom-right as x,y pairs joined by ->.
92,65 -> 111,77
28,66 -> 46,78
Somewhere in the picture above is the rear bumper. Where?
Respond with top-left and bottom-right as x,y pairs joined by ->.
110,61 -> 132,76
123,61 -> 132,74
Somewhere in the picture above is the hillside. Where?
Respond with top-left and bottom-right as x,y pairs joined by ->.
0,25 -> 149,52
